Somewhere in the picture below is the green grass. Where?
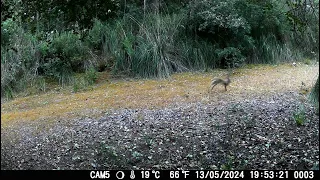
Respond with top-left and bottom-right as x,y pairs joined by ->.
293,105 -> 307,126
309,75 -> 319,114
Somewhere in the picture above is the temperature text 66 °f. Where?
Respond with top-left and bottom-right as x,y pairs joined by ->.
170,171 -> 190,178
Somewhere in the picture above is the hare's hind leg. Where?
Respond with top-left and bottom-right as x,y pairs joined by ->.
211,82 -> 218,91
209,82 -> 215,93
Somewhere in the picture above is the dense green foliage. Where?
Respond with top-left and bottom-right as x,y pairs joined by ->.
1,0 -> 119,31
1,0 -> 319,98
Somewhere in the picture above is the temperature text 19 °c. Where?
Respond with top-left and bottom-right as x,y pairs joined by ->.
141,170 -> 161,179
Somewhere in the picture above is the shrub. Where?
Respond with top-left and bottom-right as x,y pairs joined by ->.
49,31 -> 87,72
234,0 -> 289,41
1,18 -> 16,47
41,57 -> 74,86
185,0 -> 253,66
39,31 -> 89,85
215,47 -> 245,68
85,19 -> 107,51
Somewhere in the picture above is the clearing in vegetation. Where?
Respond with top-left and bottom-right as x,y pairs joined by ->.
1,63 -> 319,170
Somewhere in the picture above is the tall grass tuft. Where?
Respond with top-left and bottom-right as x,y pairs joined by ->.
131,13 -> 189,78
99,13 -> 190,78
1,19 -> 40,100
179,39 -> 219,70
250,34 -> 308,64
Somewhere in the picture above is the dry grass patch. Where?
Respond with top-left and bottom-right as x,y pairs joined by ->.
1,63 -> 318,127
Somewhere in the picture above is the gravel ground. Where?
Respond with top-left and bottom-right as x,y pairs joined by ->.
1,91 -> 319,170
